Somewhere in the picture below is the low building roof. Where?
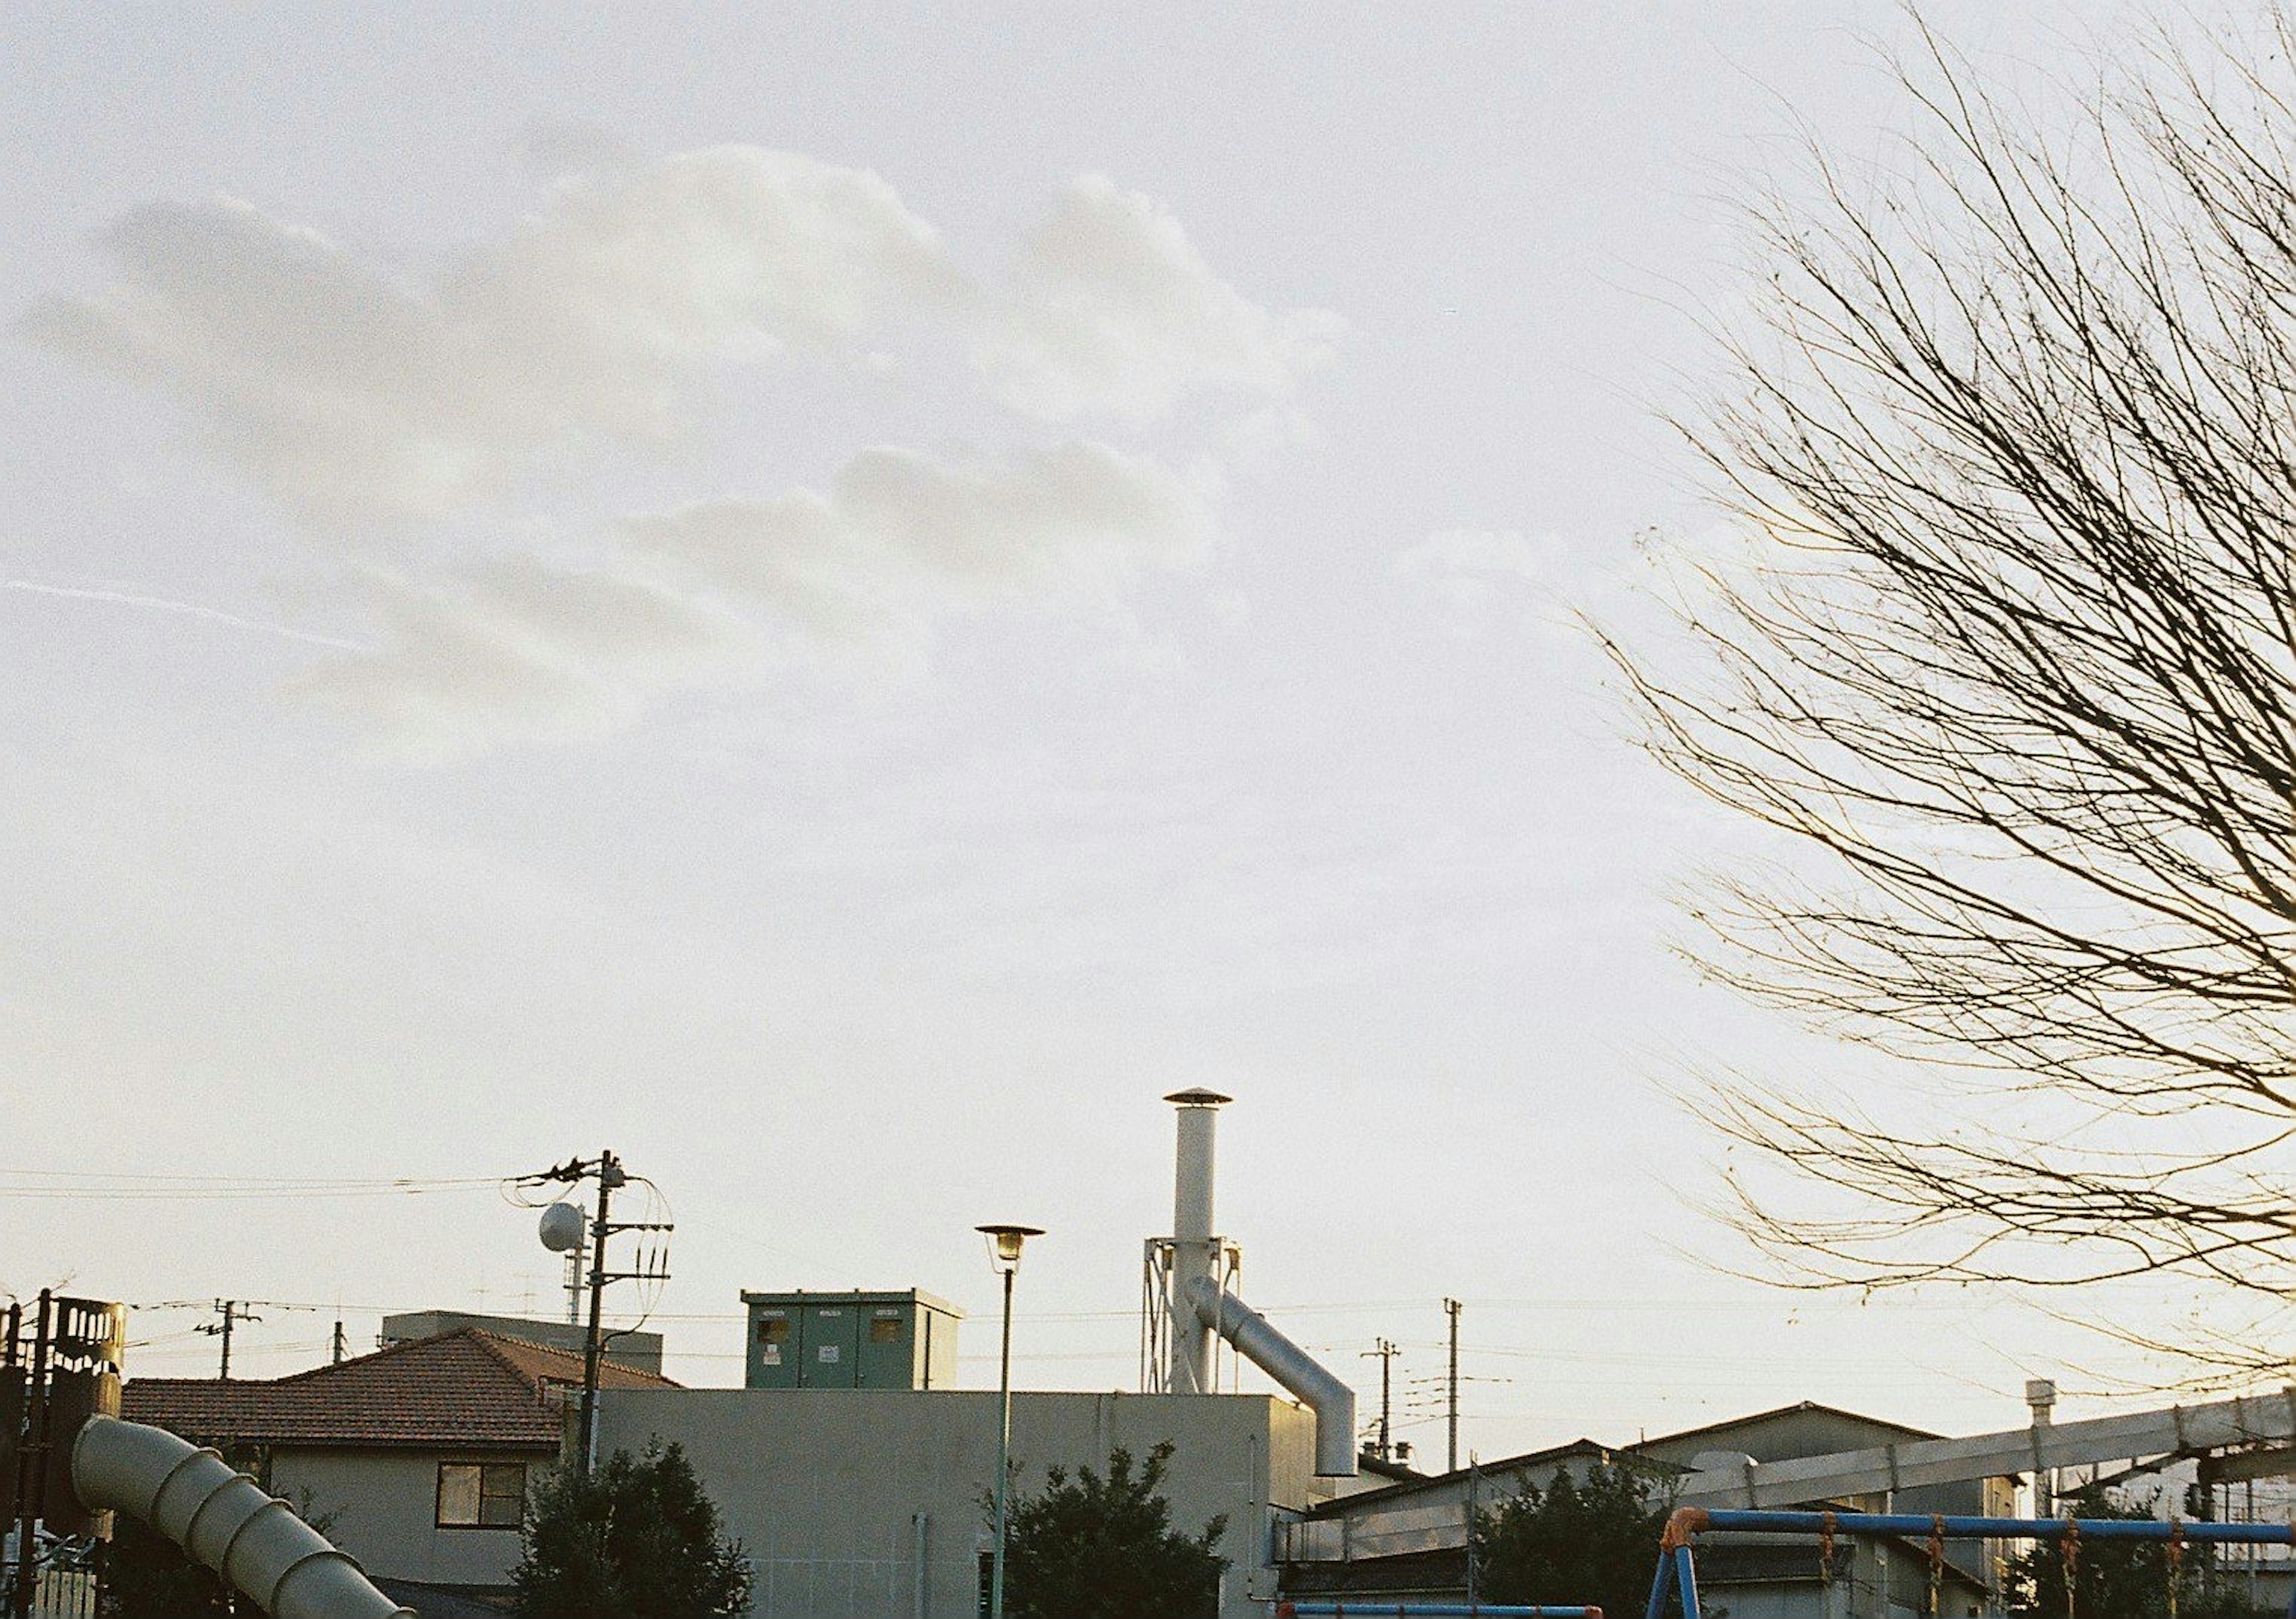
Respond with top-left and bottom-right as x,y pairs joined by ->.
1305,1402 -> 1943,1520
123,1327 -> 678,1450
1634,1400 -> 1941,1458
1309,1437 -> 1660,1517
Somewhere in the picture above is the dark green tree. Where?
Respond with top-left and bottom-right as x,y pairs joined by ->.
2008,1487 -> 2172,1619
508,1442 -> 752,1619
2008,1485 -> 2276,1619
1473,1461 -> 1671,1619
102,1514 -> 234,1619
1000,1442 -> 1227,1619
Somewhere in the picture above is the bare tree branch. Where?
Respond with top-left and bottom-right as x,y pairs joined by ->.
1614,15 -> 2296,1353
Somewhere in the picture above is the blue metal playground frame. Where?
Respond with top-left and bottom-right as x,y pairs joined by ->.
1278,1605 -> 1599,1617
1645,1508 -> 2296,1619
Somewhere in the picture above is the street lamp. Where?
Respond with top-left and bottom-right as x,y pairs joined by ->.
976,1223 -> 1043,1619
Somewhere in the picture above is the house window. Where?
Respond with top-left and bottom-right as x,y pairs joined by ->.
436,1462 -> 526,1529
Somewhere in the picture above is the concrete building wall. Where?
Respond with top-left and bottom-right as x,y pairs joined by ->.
268,1447 -> 537,1587
377,1309 -> 663,1374
593,1387 -> 1318,1619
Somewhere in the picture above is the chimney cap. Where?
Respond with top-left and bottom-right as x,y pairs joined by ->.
1165,1088 -> 1234,1108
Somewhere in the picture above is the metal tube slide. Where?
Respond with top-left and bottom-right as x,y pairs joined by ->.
72,1415 -> 413,1619
1183,1276 -> 1357,1477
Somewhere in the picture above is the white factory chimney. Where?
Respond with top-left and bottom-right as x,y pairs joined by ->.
1165,1087 -> 1229,1394
1147,1089 -> 1357,1477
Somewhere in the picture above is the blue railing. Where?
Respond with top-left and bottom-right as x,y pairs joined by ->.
1280,1605 -> 1601,1617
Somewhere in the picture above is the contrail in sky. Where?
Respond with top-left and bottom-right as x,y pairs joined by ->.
4,579 -> 368,651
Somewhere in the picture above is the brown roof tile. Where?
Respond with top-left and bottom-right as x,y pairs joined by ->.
122,1327 -> 678,1450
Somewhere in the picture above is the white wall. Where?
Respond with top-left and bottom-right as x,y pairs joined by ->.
593,1387 -> 1318,1619
268,1447 -> 536,1587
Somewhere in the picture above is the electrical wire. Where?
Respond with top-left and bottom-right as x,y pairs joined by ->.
0,1172 -> 506,1202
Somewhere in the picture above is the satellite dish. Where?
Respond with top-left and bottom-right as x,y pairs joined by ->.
538,1202 -> 585,1254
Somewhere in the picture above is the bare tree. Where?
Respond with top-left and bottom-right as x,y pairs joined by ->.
1619,14 -> 2296,1373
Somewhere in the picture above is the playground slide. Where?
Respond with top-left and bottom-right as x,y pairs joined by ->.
71,1414 -> 413,1619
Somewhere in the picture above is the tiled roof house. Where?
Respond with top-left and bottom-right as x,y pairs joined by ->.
123,1326 -> 678,1605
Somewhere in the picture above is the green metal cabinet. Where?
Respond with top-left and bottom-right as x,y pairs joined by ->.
746,1305 -> 799,1389
796,1302 -> 860,1388
857,1304 -> 911,1388
738,1290 -> 963,1390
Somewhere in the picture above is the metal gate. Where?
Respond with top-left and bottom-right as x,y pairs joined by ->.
751,1551 -> 918,1618
27,1569 -> 96,1619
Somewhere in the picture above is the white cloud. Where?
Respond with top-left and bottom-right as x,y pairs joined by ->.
22,157 -> 1335,537
1396,526 -> 1676,647
833,439 -> 1213,584
24,147 -> 1336,754
1396,527 -> 1570,586
1395,527 -> 1585,637
627,439 -> 1214,651
20,148 -> 965,530
286,560 -> 756,759
977,174 -> 1342,422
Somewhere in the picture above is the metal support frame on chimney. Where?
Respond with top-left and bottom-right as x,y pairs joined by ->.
1140,1236 -> 1241,1395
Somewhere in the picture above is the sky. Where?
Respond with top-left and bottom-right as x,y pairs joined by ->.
0,0 -> 2214,1465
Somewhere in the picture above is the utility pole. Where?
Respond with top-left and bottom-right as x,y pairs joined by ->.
199,1300 -> 257,1380
1464,1458 -> 1481,1603
1443,1297 -> 1463,1473
8,1293 -> 48,1619
578,1150 -> 622,1481
519,1150 -> 671,1483
1360,1339 -> 1399,1463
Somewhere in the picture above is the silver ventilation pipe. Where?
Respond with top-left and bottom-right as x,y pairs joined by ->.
1184,1276 -> 1358,1477
1164,1088 -> 1229,1393
73,1415 -> 413,1619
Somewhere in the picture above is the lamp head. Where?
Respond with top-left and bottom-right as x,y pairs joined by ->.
975,1223 -> 1045,1271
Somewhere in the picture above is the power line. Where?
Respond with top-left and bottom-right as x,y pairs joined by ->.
0,1171 -> 509,1202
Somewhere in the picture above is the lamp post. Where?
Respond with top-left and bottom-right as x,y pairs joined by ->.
976,1223 -> 1043,1619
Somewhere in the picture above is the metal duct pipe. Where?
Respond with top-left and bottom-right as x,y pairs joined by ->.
1184,1276 -> 1357,1477
72,1415 -> 413,1619
1165,1088 -> 1229,1393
